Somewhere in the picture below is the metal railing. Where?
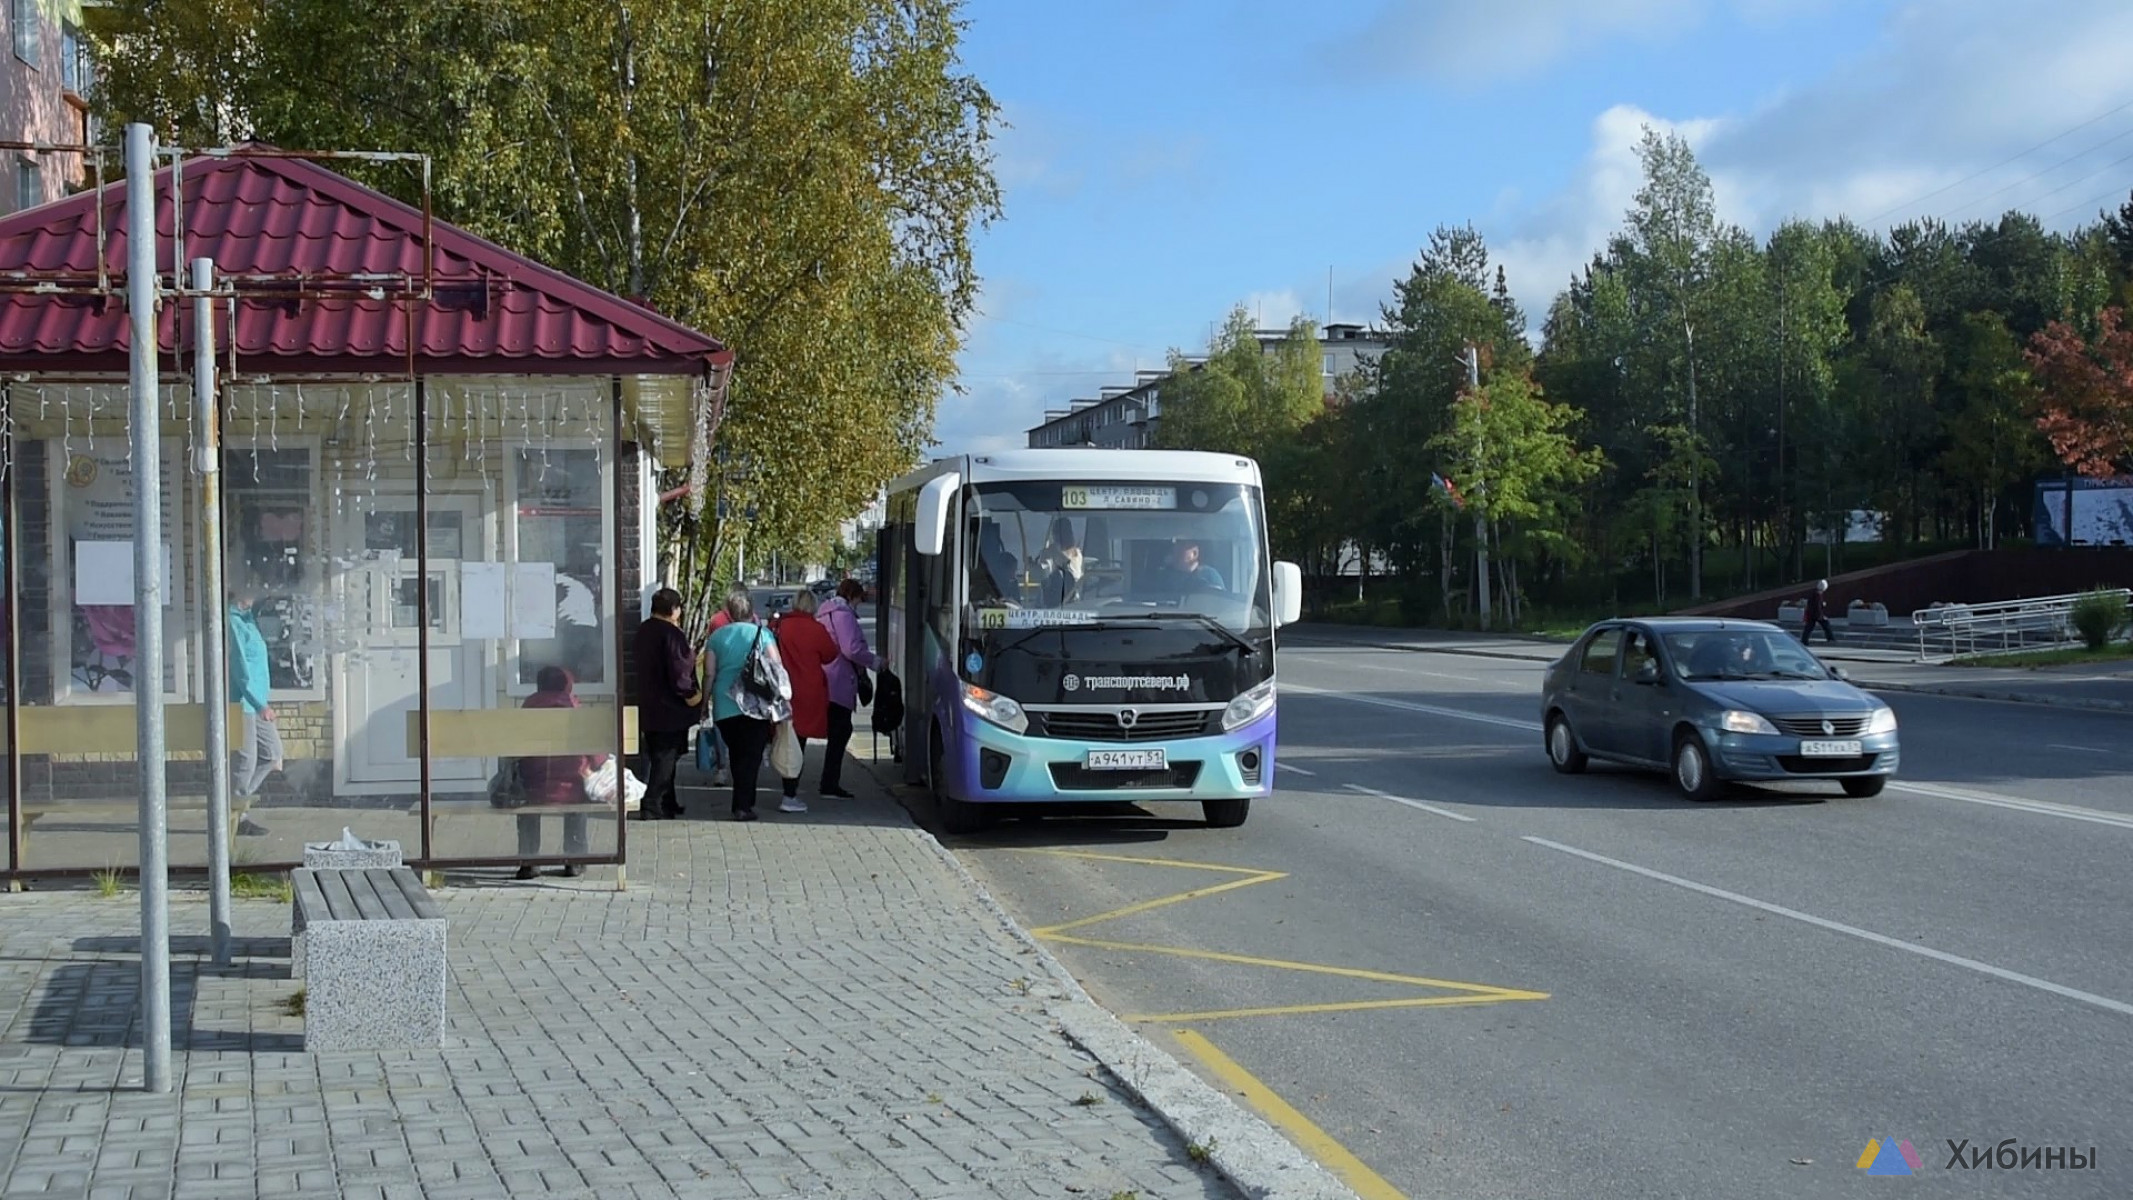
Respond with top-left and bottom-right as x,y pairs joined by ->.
1912,589 -> 2131,658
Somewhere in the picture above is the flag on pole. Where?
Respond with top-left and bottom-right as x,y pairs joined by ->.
1432,472 -> 1465,510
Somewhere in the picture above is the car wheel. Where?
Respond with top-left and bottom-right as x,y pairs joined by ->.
1841,776 -> 1887,798
1203,798 -> 1250,828
1672,732 -> 1721,802
1546,713 -> 1588,775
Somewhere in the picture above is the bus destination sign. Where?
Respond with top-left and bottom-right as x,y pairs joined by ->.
1062,485 -> 1177,510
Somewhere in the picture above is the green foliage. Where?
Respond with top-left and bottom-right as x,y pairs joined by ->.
94,865 -> 125,899
232,872 -> 293,903
284,988 -> 306,1017
90,0 -> 1001,594
2071,589 -> 2130,650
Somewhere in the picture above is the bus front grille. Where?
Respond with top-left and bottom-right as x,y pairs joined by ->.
1048,761 -> 1204,790
1036,710 -> 1211,742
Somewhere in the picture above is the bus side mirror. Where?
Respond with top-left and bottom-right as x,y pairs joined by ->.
1272,561 -> 1303,627
914,472 -> 959,557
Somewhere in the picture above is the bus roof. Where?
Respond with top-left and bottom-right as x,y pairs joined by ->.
889,449 -> 1263,494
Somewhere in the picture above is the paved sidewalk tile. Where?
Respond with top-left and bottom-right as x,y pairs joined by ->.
0,750 -> 1236,1199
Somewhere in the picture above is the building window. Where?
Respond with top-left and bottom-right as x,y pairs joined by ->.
12,0 -> 38,67
61,20 -> 87,93
1323,352 -> 1336,377
15,158 -> 40,213
511,448 -> 608,690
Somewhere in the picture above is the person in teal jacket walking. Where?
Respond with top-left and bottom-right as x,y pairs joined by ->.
229,586 -> 281,834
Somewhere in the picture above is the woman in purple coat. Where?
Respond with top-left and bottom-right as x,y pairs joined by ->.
815,579 -> 881,798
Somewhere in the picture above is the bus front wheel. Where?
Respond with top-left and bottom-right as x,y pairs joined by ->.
1202,798 -> 1250,828
930,728 -> 988,835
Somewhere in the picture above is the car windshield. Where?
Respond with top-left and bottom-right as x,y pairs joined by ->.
964,480 -> 1271,632
1663,630 -> 1830,681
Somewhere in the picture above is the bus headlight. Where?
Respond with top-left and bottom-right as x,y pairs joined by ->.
960,681 -> 1028,735
1221,679 -> 1276,732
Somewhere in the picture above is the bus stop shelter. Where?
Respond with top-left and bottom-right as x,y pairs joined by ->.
0,148 -> 731,885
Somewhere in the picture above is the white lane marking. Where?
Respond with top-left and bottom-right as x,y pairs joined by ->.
1283,682 -> 1543,733
1280,654 -> 1494,684
1344,783 -> 1477,822
2047,743 -> 2114,755
1890,780 -> 2133,831
1524,836 -> 2133,1019
1275,762 -> 1317,777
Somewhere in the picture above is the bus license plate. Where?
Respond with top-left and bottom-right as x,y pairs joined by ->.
1087,749 -> 1166,771
1799,739 -> 1862,757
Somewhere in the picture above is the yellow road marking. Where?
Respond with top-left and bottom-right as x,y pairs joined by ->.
1132,994 -> 1545,1023
1173,1029 -> 1407,1200
1044,932 -> 1548,995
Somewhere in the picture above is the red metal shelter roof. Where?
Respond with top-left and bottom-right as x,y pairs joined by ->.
0,149 -> 731,377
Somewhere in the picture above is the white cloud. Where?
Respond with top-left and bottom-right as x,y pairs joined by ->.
1479,0 -> 2133,326
1239,290 -> 1307,330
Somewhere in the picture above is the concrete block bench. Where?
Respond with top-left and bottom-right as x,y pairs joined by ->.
291,867 -> 447,1051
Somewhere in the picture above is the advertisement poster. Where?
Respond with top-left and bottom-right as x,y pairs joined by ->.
60,442 -> 183,695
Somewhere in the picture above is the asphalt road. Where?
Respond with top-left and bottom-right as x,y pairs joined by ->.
953,640 -> 2133,1200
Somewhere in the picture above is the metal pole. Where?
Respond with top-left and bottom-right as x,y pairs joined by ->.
1465,346 -> 1489,631
193,258 -> 232,966
126,122 -> 172,1094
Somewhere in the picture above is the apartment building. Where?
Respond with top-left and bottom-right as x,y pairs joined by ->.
2,0 -> 94,213
1026,322 -> 1387,449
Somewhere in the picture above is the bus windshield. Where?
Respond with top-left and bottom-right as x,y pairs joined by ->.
964,480 -> 1270,633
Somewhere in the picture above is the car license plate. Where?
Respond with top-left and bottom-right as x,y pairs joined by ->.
1086,749 -> 1166,771
1799,739 -> 1863,757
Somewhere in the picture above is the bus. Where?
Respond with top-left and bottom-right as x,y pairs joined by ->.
877,449 -> 1302,832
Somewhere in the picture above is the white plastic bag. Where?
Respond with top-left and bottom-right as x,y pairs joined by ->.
585,754 -> 646,813
769,721 -> 803,780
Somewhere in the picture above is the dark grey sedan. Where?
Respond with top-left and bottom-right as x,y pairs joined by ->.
1540,618 -> 1900,800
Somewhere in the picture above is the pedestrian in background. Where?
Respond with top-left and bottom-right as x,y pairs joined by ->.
228,582 -> 279,836
771,590 -> 838,811
817,578 -> 881,799
633,587 -> 700,820
1803,579 -> 1837,644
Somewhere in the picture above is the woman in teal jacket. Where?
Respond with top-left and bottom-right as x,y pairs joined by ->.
229,588 -> 283,806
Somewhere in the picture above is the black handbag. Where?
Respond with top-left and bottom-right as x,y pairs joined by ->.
856,668 -> 875,708
487,758 -> 528,809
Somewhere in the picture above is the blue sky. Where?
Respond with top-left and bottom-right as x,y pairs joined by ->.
938,0 -> 2133,453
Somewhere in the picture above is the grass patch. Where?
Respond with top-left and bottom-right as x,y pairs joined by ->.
1073,1091 -> 1103,1107
283,988 -> 306,1017
93,864 -> 126,899
1107,1192 -> 1140,1200
1952,642 -> 2133,669
232,872 -> 293,903
1185,1137 -> 1216,1167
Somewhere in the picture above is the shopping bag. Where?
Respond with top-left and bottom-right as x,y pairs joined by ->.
769,721 -> 803,780
695,724 -> 716,773
584,754 -> 646,813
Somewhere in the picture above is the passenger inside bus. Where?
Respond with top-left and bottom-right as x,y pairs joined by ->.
1158,539 -> 1226,593
1033,517 -> 1084,607
972,522 -> 1022,604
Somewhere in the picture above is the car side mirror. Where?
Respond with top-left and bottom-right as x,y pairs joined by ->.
1634,661 -> 1661,686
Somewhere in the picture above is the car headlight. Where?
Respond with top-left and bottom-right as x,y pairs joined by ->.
960,681 -> 1028,735
1866,706 -> 1898,735
1222,679 -> 1277,732
1720,709 -> 1779,735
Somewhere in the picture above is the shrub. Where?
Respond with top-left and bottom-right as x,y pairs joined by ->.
2070,588 -> 2130,650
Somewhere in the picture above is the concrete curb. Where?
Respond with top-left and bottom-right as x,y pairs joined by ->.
1851,677 -> 2133,714
911,831 -> 1362,1200
863,755 -> 1361,1200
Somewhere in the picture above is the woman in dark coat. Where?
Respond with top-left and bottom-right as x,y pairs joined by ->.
516,666 -> 597,879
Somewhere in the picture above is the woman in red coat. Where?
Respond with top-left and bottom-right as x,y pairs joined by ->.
771,590 -> 839,812
516,666 -> 598,879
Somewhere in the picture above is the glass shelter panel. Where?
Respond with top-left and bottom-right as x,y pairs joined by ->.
10,383 -> 210,872
422,380 -> 621,867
